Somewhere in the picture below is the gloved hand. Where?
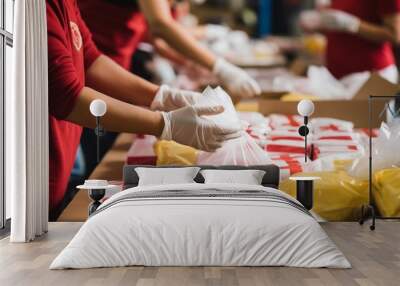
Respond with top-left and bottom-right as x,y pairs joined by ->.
315,0 -> 331,8
160,105 -> 241,152
300,9 -> 360,34
320,9 -> 360,33
151,85 -> 202,112
212,58 -> 261,98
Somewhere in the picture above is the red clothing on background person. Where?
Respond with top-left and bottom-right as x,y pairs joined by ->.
78,0 -> 148,70
326,0 -> 400,79
47,0 -> 101,210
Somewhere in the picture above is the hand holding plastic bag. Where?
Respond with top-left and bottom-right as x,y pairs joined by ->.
151,85 -> 202,112
196,86 -> 272,165
160,105 -> 241,152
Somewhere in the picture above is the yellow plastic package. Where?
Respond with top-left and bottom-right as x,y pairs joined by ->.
279,171 -> 368,221
155,140 -> 198,166
281,93 -> 319,102
234,101 -> 258,112
373,168 -> 400,217
302,34 -> 327,56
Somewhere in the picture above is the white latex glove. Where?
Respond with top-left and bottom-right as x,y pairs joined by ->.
212,58 -> 261,98
320,10 -> 360,33
160,105 -> 241,152
151,85 -> 202,112
315,0 -> 331,8
300,9 -> 360,34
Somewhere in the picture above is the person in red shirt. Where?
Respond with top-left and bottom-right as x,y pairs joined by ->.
300,0 -> 400,83
78,0 -> 261,99
47,0 -> 239,218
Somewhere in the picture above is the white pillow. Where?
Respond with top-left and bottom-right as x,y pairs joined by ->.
135,167 -> 200,186
200,169 -> 266,185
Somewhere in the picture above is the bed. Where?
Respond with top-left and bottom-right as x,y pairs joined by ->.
50,165 -> 350,269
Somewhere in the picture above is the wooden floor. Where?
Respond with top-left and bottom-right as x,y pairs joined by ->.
1,222 -> 400,286
58,133 -> 133,222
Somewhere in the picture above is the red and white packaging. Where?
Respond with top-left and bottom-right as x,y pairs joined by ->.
246,124 -> 271,142
269,114 -> 303,130
355,128 -> 380,138
267,129 -> 306,142
312,144 -> 363,159
126,135 -> 158,165
264,140 -> 311,157
270,154 -> 306,180
311,118 -> 354,132
312,129 -> 364,159
313,131 -> 361,142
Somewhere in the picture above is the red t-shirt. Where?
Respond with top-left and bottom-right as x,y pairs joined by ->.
47,0 -> 101,210
326,0 -> 400,79
78,0 -> 148,70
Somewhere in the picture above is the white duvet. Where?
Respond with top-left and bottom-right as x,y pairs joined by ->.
50,183 -> 350,269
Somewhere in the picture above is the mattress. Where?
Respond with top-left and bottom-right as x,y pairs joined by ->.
50,183 -> 350,269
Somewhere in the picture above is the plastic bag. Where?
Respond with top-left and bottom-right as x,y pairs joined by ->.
349,122 -> 400,179
373,168 -> 400,217
303,153 -> 359,173
310,118 -> 354,132
198,132 -> 272,165
197,86 -> 272,166
198,86 -> 241,127
307,66 -> 370,100
279,171 -> 368,221
238,111 -> 267,127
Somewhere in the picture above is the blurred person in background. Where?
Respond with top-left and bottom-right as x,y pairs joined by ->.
47,0 -> 240,219
271,0 -> 313,37
77,0 -> 261,184
300,0 -> 400,83
78,0 -> 261,98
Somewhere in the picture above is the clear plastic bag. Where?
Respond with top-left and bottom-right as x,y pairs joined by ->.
303,153 -> 360,173
349,122 -> 400,179
307,66 -> 370,100
197,86 -> 272,166
238,111 -> 267,127
198,86 -> 240,127
198,131 -> 272,165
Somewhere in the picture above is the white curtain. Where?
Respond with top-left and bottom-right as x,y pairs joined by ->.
8,0 -> 49,242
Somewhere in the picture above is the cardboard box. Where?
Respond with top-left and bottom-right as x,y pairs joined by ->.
258,73 -> 400,128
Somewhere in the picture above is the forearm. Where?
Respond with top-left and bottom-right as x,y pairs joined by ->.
139,0 -> 215,70
153,37 -> 188,66
85,55 -> 159,107
66,86 -> 164,136
357,20 -> 399,44
153,20 -> 216,70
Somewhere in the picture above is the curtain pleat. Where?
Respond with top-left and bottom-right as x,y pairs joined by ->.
9,0 -> 49,242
